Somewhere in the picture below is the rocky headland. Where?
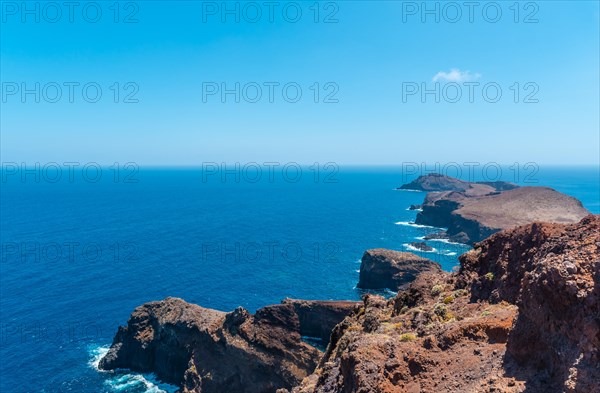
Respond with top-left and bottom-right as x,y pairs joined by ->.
400,174 -> 590,244
100,215 -> 599,392
356,248 -> 441,291
99,298 -> 358,392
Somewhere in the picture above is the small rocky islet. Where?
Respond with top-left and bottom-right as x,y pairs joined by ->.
99,174 -> 599,392
408,241 -> 435,252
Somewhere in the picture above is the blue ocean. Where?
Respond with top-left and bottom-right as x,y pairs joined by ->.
1,166 -> 598,392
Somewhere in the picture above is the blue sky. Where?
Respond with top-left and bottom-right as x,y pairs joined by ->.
1,1 -> 599,165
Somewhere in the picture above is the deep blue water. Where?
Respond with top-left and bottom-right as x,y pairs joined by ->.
1,166 -> 598,392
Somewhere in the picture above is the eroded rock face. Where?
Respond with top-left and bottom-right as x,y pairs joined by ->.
98,297 -> 226,384
291,215 -> 599,393
99,298 -> 322,393
410,177 -> 590,244
292,272 -> 521,393
357,249 -> 441,291
459,214 -> 600,391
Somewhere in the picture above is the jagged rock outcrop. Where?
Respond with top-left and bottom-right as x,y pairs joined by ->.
423,231 -> 448,240
459,214 -> 600,391
98,297 -> 227,385
99,297 -> 358,393
290,215 -> 599,393
99,298 -> 321,393
357,249 -> 441,291
290,271 -> 520,393
401,174 -> 590,244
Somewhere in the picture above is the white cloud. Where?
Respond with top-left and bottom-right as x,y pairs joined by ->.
432,68 -> 481,82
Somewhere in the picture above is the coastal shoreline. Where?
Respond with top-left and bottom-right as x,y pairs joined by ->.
97,175 -> 598,392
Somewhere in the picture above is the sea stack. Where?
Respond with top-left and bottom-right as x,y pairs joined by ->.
357,249 -> 441,291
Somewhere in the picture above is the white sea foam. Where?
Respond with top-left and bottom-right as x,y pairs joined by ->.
353,286 -> 397,297
395,188 -> 423,192
89,345 -> 178,393
395,221 -> 439,229
428,238 -> 464,245
414,236 -> 425,240
106,374 -> 176,393
405,207 -> 423,211
384,289 -> 398,297
403,243 -> 437,253
89,345 -> 110,370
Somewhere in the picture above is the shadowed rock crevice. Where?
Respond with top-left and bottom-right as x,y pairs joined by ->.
282,299 -> 360,345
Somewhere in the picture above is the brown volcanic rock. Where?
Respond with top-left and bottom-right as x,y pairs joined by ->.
459,214 -> 600,391
414,180 -> 589,244
455,186 -> 590,230
99,297 -> 322,393
357,249 -> 441,291
98,297 -> 226,383
292,272 -> 522,393
457,216 -> 567,303
291,215 -> 599,393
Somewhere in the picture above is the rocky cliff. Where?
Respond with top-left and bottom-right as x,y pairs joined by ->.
99,298 -> 357,393
357,249 -> 441,291
459,214 -> 600,392
400,174 -> 590,244
288,215 -> 599,393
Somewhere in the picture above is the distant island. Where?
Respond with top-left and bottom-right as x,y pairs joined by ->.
398,172 -> 520,193
398,174 -> 589,244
